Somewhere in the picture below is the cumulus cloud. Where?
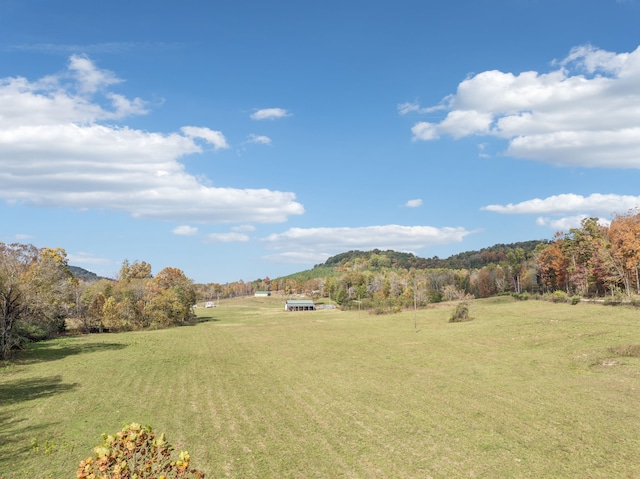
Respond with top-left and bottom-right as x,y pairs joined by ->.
207,232 -> 251,243
67,251 -> 111,265
398,99 -> 449,116
481,193 -> 640,216
0,56 -> 304,224
173,225 -> 198,236
262,224 -> 472,264
250,108 -> 292,120
67,54 -> 122,94
404,199 -> 423,208
534,215 -> 605,231
246,134 -> 272,145
398,101 -> 423,115
181,126 -> 229,150
262,251 -> 334,265
408,44 -> 640,168
231,225 -> 256,232
483,193 -> 638,231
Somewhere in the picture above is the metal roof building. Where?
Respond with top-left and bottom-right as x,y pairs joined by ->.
284,300 -> 316,311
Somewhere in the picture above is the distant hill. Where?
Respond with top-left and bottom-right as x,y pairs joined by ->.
322,241 -> 548,270
68,265 -> 110,282
419,240 -> 549,270
281,240 -> 549,281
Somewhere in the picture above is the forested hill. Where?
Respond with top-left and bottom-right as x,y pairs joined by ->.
317,240 -> 548,272
68,265 -> 110,282
420,240 -> 549,269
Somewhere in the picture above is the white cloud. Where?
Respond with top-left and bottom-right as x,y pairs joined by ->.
67,251 -> 111,265
484,193 -> 637,231
68,54 -> 122,94
398,99 -> 450,116
411,122 -> 440,141
477,142 -> 490,159
536,215 -> 611,231
410,44 -> 640,168
246,134 -> 272,145
262,224 -> 472,263
14,233 -> 33,240
0,56 -> 304,224
440,110 -> 493,138
398,101 -> 423,115
231,225 -> 256,232
404,198 -> 423,208
481,193 -> 640,216
207,232 -> 250,243
262,251 -> 333,265
250,108 -> 292,120
181,126 -> 229,150
536,215 -> 588,231
173,225 -> 198,236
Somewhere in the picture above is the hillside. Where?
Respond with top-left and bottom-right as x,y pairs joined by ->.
420,239 -> 548,269
68,265 -> 110,282
282,240 -> 548,281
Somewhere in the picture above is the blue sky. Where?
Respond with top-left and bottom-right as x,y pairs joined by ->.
1,0 -> 640,283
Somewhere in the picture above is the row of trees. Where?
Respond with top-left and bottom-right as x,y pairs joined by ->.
7,210 -> 634,358
77,260 -> 197,333
197,211 -> 640,311
195,254 -> 521,311
0,243 -> 196,359
0,243 -> 75,359
536,211 -> 640,297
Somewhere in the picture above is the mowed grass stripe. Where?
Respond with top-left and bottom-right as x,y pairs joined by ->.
2,296 -> 640,478
191,319 -> 361,478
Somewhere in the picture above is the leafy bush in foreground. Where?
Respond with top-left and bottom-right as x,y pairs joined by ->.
77,423 -> 204,479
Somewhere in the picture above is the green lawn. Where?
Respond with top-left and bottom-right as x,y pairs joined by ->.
2,296 -> 640,478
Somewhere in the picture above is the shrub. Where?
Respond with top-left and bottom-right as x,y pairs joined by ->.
15,322 -> 49,343
547,290 -> 568,303
428,291 -> 443,303
449,302 -> 471,323
511,292 -> 529,301
571,295 -> 581,305
608,344 -> 640,358
603,290 -> 628,306
77,423 -> 205,479
604,296 -> 623,306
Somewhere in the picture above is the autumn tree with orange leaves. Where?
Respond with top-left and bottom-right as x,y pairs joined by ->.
536,212 -> 640,298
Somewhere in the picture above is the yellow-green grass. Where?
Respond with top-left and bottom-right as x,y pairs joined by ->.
2,296 -> 640,478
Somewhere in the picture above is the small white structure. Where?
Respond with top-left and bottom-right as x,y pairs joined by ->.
254,291 -> 271,297
285,300 -> 316,311
205,301 -> 216,308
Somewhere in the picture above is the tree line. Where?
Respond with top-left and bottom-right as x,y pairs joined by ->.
195,249 -> 529,312
5,210 -> 639,357
0,243 -> 196,359
536,211 -> 640,298
198,211 -> 640,311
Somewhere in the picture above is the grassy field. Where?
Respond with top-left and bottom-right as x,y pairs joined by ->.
1,296 -> 640,478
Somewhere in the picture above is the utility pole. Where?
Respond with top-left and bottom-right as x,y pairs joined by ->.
413,276 -> 419,333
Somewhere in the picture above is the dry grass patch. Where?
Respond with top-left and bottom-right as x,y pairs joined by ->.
608,343 -> 640,357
